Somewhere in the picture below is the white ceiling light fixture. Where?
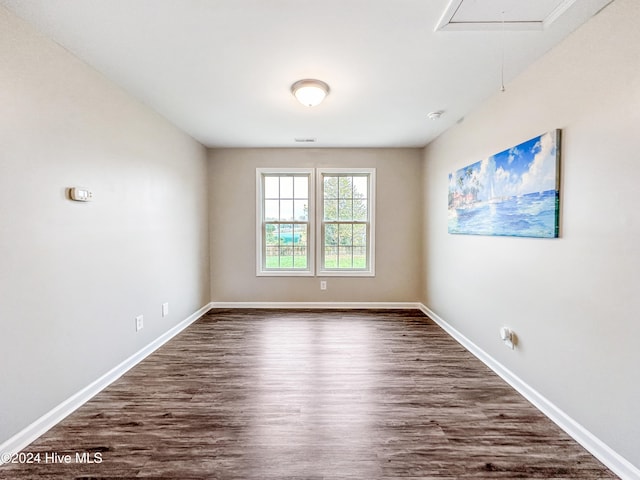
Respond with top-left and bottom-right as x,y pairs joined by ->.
291,79 -> 330,107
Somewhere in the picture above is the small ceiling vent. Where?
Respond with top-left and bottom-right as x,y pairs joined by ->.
294,138 -> 317,143
435,0 -> 607,31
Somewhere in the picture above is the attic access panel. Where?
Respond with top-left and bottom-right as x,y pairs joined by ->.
435,0 -> 578,31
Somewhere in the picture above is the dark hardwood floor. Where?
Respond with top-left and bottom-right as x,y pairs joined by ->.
1,309 -> 617,479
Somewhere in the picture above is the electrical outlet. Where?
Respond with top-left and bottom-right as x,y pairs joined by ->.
500,327 -> 515,349
162,302 -> 169,317
135,315 -> 144,332
320,280 -> 327,290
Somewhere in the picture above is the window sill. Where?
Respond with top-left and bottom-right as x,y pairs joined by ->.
318,270 -> 375,277
256,270 -> 315,277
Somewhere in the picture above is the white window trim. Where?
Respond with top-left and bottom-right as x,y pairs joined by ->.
316,168 -> 376,277
256,168 -> 315,277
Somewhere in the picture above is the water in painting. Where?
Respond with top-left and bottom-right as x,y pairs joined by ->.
448,130 -> 560,238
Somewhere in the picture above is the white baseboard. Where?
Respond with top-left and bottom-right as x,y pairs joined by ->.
419,304 -> 640,480
0,302 -> 213,464
210,301 -> 423,310
3,301 -> 637,479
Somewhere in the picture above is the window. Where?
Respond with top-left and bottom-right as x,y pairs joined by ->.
318,168 -> 375,276
256,167 -> 375,277
256,168 -> 314,276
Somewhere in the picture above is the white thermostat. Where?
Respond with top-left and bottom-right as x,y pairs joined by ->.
69,187 -> 93,202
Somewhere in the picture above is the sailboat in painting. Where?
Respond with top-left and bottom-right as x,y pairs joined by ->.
448,130 -> 561,238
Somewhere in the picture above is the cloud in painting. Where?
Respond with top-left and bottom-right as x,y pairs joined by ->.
508,146 -> 521,165
518,131 -> 558,195
476,131 -> 557,200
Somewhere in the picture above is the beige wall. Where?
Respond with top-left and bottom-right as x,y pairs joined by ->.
0,7 -> 210,443
422,0 -> 640,468
209,148 -> 423,303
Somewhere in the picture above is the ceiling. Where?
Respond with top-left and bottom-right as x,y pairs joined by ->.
0,0 -> 612,148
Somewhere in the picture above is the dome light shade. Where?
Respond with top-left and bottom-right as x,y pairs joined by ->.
291,79 -> 330,107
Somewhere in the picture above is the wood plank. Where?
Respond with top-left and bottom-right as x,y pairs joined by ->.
0,309 -> 617,479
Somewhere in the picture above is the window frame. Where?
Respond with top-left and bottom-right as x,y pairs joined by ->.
256,168 -> 315,277
316,168 -> 376,277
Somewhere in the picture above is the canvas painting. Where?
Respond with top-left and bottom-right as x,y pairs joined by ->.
448,130 -> 561,238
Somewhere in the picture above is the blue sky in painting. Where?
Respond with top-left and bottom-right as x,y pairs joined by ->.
493,135 -> 541,178
449,131 -> 559,203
